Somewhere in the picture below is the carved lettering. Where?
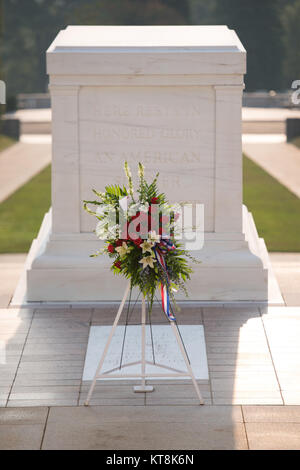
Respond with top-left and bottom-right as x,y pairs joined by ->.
93,103 -> 203,118
95,150 -> 203,165
93,126 -> 202,142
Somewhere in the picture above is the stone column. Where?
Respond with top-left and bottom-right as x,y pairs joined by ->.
50,85 -> 80,233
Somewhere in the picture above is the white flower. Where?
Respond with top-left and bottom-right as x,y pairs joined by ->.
140,240 -> 154,254
107,224 -> 120,238
96,205 -> 109,217
116,242 -> 130,258
139,255 -> 156,269
95,220 -> 107,239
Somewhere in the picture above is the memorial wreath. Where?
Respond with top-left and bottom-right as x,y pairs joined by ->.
84,162 -> 199,321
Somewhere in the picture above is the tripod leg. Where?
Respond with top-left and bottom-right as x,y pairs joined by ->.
141,296 -> 146,389
134,296 -> 154,393
170,322 -> 204,405
85,281 -> 131,406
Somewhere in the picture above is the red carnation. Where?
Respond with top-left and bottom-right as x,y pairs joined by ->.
151,197 -> 159,204
114,260 -> 122,270
115,240 -> 123,247
107,244 -> 115,253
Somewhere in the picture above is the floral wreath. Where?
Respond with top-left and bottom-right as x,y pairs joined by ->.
84,162 -> 200,321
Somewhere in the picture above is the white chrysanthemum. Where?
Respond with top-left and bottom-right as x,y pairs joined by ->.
107,224 -> 120,238
96,204 -> 116,218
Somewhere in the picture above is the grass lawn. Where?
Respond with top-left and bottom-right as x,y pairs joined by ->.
0,165 -> 51,253
0,134 -> 16,152
243,155 -> 300,252
292,137 -> 300,149
0,157 -> 299,253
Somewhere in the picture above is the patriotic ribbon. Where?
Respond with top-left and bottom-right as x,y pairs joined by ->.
154,241 -> 176,322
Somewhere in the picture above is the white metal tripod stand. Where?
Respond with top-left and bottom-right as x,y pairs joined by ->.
84,281 -> 204,406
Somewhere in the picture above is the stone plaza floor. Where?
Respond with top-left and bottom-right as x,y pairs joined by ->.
1,302 -> 300,449
0,250 -> 299,450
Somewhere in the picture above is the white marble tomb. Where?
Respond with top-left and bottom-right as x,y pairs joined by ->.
25,25 -> 269,301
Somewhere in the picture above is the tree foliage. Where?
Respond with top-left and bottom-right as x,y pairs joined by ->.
213,0 -> 284,91
281,0 -> 300,87
70,0 -> 188,25
1,0 -> 189,96
1,0 -> 300,95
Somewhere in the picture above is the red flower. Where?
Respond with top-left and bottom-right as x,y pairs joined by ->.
115,240 -> 123,247
107,244 -> 115,253
151,197 -> 159,204
114,261 -> 122,270
133,237 -> 143,247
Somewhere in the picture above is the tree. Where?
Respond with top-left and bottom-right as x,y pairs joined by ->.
214,0 -> 284,91
189,0 -> 217,25
0,0 -> 4,119
69,0 -> 189,26
282,0 -> 300,88
2,0 -> 73,96
2,0 -> 189,96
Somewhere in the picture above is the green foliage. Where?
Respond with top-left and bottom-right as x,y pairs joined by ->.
0,0 -> 4,119
1,0 -> 189,96
0,134 -> 15,152
213,0 -> 284,91
137,169 -> 166,204
104,184 -> 128,200
2,0 -> 299,93
2,0 -> 71,95
0,164 -> 51,253
243,155 -> 300,252
189,0 -> 217,25
281,0 -> 300,87
69,0 -> 189,26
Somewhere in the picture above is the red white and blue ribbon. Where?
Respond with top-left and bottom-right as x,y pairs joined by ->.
154,244 -> 176,322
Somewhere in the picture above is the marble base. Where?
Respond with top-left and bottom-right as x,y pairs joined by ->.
12,205 -> 281,304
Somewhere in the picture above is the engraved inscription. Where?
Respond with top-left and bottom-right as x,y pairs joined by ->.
93,103 -> 203,118
94,127 -> 203,142
79,86 -> 215,232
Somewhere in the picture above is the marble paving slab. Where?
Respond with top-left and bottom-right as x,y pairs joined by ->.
83,325 -> 209,381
